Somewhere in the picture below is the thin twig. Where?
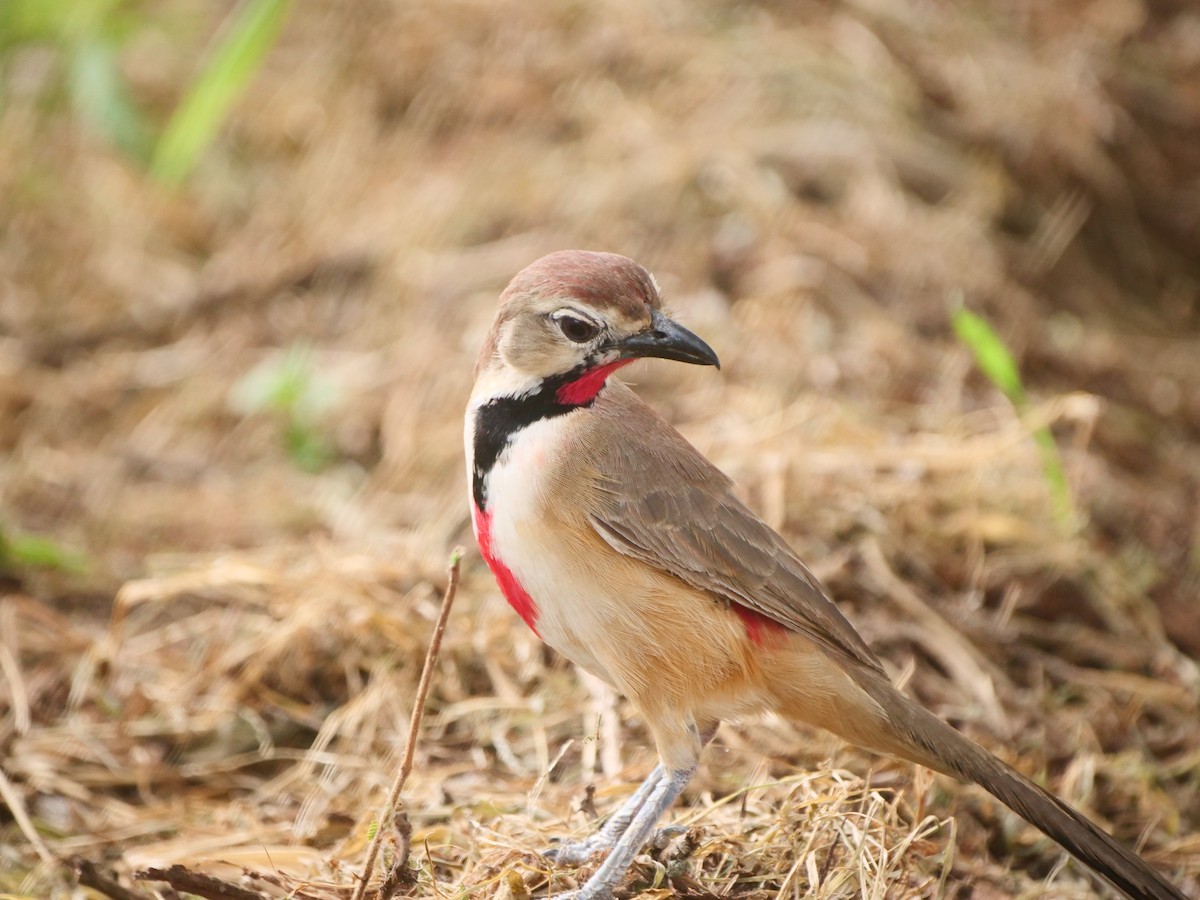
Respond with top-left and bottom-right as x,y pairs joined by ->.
73,858 -> 151,900
350,548 -> 464,900
135,865 -> 266,900
375,807 -> 415,900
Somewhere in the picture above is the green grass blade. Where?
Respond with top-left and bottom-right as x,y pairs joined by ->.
0,525 -> 87,574
0,0 -> 77,48
952,304 -> 1077,531
951,307 -> 1027,406
70,36 -> 152,159
151,0 -> 291,184
1032,427 -> 1074,526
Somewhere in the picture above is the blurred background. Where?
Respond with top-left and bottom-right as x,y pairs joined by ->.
2,0 -> 1199,897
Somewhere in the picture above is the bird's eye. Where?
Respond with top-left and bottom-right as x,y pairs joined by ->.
556,315 -> 599,343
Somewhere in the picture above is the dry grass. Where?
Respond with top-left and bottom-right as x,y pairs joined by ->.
2,0 -> 1200,897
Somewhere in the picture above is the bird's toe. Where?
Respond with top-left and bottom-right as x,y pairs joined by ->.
649,823 -> 687,850
541,838 -> 603,866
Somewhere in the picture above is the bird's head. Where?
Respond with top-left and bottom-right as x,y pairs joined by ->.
475,250 -> 719,403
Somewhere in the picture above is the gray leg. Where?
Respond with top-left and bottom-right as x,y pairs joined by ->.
549,720 -> 718,898
569,764 -> 697,899
544,721 -> 718,866
544,766 -> 665,865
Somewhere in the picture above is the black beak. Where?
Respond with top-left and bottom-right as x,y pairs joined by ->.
609,309 -> 721,369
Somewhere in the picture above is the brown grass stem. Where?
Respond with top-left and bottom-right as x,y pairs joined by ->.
0,764 -> 56,865
350,547 -> 464,900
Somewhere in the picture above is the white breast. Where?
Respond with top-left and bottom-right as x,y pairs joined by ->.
467,409 -> 620,684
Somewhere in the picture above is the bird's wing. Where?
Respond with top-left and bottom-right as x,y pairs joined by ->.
585,383 -> 886,676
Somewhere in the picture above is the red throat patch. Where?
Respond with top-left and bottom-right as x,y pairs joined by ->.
555,360 -> 633,405
472,504 -> 540,635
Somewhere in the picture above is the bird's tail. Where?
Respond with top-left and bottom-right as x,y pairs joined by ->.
855,673 -> 1185,900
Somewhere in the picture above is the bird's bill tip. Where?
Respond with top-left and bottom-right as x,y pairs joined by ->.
611,310 -> 720,369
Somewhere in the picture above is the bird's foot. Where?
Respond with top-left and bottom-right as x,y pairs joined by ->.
541,836 -> 609,866
542,823 -> 688,867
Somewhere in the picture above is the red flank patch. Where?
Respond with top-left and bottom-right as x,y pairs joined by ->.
732,603 -> 788,648
473,504 -> 541,636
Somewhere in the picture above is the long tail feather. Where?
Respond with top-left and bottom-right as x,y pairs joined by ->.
858,675 -> 1185,900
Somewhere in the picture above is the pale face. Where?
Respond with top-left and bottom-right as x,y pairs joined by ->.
474,251 -> 718,397
496,299 -> 651,379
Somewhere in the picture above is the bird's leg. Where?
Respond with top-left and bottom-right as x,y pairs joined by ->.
544,766 -> 665,864
564,763 -> 697,900
549,719 -> 714,899
544,720 -> 718,865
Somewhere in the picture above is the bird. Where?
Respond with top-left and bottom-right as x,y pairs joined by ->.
463,249 -> 1185,900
